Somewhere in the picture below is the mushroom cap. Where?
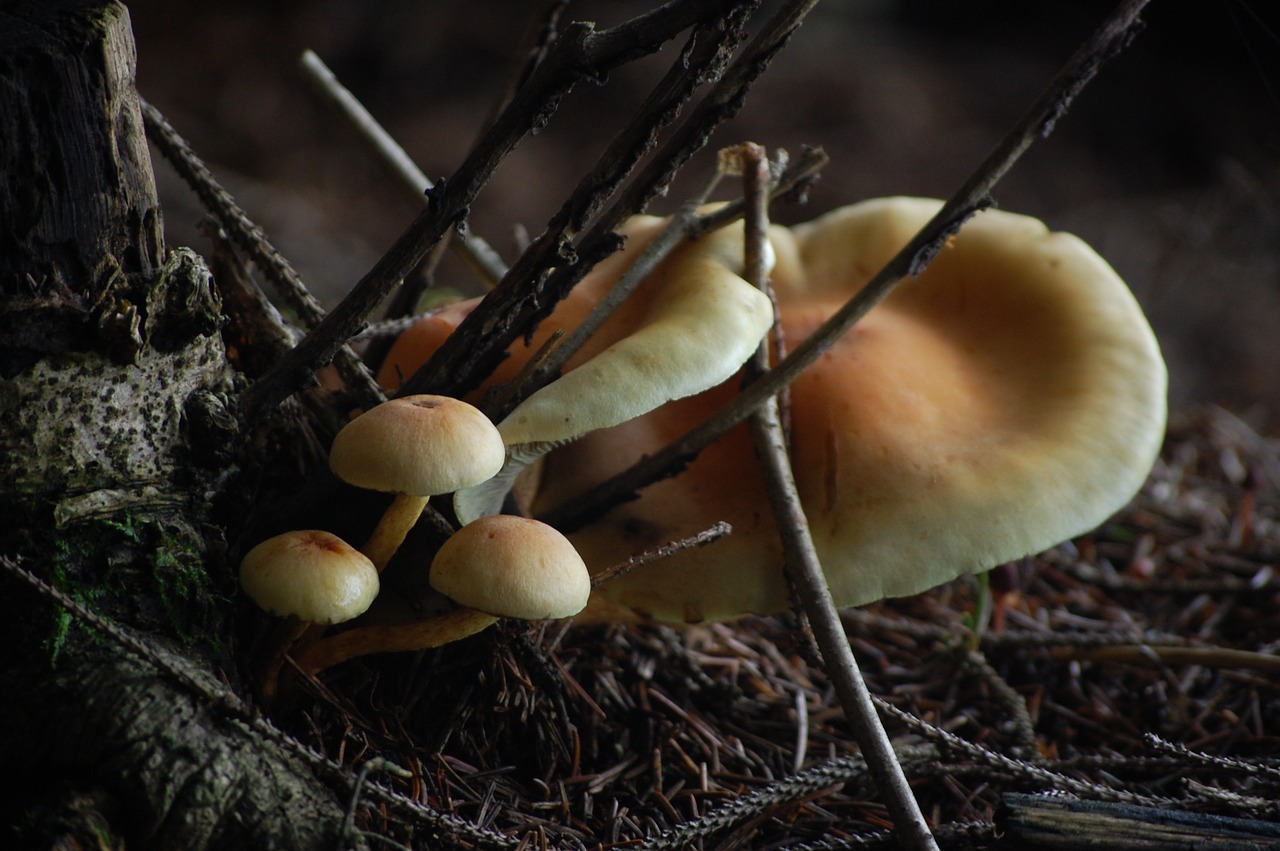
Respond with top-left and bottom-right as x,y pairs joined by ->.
240,529 -> 380,624
533,197 -> 1167,622
495,217 -> 775,448
329,395 -> 505,496
429,515 -> 591,620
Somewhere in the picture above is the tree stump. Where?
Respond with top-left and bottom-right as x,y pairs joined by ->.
0,3 -> 356,848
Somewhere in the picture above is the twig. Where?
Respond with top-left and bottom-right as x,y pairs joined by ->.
139,98 -> 386,412
242,0 -> 747,419
298,50 -> 507,288
541,0 -> 1154,531
0,556 -> 521,850
873,697 -> 1177,809
730,142 -> 938,851
1145,734 -> 1280,783
526,166 -> 725,392
591,521 -> 732,588
473,0 -> 572,139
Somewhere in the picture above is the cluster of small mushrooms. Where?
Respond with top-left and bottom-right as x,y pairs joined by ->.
240,196 -> 1167,687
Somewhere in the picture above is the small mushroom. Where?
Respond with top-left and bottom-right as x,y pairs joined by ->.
240,529 -> 380,625
239,529 -> 380,698
453,217 -> 776,523
431,514 -> 591,620
292,514 -> 590,674
329,394 -> 505,570
533,197 -> 1167,622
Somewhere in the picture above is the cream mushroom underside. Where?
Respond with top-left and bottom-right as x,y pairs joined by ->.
532,197 -> 1167,624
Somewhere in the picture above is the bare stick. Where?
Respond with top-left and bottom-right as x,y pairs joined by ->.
541,0 -> 1155,531
729,142 -> 938,851
591,521 -> 732,588
140,99 -> 386,412
299,50 -> 508,288
501,146 -> 826,418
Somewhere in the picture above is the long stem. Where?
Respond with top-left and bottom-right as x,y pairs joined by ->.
362,493 -> 431,572
294,607 -> 500,676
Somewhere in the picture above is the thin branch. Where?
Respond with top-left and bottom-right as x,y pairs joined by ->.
1145,734 -> 1280,783
473,0 -> 572,139
298,50 -> 508,288
139,99 -> 386,412
501,145 -> 826,419
591,521 -> 732,588
641,749 -> 938,850
1048,643 -> 1280,674
730,142 -> 938,851
541,0 -> 1154,531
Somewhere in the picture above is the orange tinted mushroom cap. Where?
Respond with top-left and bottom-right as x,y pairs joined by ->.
375,216 -> 671,396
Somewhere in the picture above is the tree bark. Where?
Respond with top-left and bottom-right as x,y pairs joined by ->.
0,3 -> 357,848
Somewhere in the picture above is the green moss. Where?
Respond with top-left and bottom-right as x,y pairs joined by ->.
148,526 -> 228,644
40,511 -> 229,664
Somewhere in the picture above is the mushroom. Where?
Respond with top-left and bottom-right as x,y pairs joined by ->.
239,528 -> 380,697
292,514 -> 590,674
329,394 -> 505,570
430,514 -> 591,620
452,216 -> 776,523
240,529 -> 380,625
530,197 -> 1167,622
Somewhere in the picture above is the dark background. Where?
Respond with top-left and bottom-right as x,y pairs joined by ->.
125,0 -> 1280,422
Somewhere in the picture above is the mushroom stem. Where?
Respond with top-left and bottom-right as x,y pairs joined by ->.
362,493 -> 431,571
256,615 -> 310,702
293,606 -> 500,676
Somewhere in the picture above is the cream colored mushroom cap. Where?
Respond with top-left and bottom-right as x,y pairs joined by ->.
330,395 -> 505,496
430,515 -> 591,620
496,218 -> 775,448
535,197 -> 1167,622
240,530 -> 380,624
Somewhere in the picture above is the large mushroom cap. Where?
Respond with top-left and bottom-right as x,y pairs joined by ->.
430,515 -> 591,620
240,530 -> 380,624
534,197 -> 1168,623
329,395 -> 505,496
